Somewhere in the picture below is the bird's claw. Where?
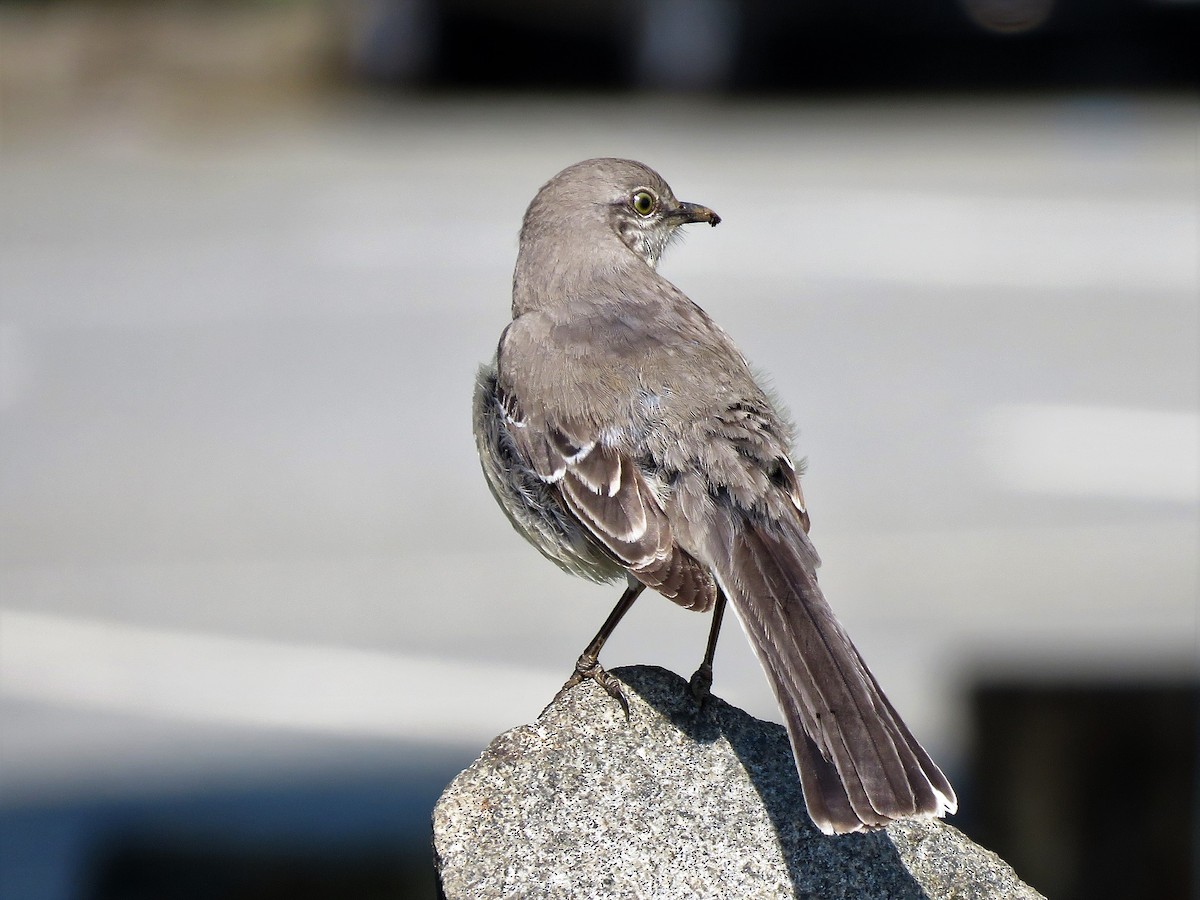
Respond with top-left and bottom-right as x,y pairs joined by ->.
558,656 -> 630,719
688,662 -> 714,707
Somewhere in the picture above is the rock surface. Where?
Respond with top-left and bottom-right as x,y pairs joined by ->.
433,665 -> 1043,899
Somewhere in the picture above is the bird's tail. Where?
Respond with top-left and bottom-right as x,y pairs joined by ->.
707,512 -> 957,834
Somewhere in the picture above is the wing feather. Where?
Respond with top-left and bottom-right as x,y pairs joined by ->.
505,408 -> 716,612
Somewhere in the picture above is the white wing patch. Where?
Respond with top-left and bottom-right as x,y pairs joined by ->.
563,441 -> 596,464
782,456 -> 808,517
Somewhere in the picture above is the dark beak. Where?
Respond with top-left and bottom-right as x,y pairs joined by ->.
671,200 -> 721,227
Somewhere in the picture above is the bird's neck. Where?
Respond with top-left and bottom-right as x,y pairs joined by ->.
511,229 -> 647,319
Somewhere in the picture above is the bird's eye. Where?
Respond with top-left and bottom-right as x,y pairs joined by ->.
631,190 -> 657,217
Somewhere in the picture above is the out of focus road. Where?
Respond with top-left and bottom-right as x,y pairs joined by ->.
2,94 -> 1196,805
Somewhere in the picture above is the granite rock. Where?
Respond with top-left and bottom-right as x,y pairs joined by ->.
433,665 -> 1043,899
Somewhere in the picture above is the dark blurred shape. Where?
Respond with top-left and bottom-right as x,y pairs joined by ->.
634,0 -> 740,91
1,758 -> 469,900
413,1 -> 631,90
960,0 -> 1056,34
347,0 -> 439,83
90,845 -> 431,900
967,682 -> 1198,900
340,0 -> 1200,89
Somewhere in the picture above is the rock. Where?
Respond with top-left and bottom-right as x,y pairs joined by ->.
433,665 -> 1043,899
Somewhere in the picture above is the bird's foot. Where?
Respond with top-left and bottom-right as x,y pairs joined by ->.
557,655 -> 630,719
688,662 -> 714,707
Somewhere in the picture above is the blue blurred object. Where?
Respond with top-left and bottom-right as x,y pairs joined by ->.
1,754 -> 470,900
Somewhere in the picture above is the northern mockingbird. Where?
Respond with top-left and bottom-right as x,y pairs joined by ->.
473,158 -> 957,835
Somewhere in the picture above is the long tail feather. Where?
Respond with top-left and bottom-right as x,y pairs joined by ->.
708,513 -> 957,834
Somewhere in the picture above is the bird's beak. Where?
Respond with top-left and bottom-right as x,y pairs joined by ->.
671,201 -> 721,227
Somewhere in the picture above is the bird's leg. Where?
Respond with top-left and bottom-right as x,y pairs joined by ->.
689,588 -> 728,704
557,581 -> 645,718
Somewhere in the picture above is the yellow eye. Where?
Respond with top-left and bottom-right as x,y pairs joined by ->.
631,190 -> 656,216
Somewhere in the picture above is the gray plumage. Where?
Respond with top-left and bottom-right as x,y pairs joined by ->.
473,157 -> 957,835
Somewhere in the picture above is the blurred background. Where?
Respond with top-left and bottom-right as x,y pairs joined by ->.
1,1 -> 1197,898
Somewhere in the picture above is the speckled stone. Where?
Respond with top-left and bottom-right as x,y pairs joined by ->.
433,665 -> 1043,899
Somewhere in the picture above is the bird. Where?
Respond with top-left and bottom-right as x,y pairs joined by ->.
472,157 -> 957,835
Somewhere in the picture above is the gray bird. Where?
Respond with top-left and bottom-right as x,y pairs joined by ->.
473,157 -> 957,835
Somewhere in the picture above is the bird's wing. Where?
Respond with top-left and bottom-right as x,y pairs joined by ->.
498,384 -> 715,611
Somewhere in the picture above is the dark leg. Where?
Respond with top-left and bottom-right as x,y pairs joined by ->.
557,581 -> 646,717
689,588 -> 728,703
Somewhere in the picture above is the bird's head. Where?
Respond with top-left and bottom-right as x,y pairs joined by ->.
521,158 -> 720,272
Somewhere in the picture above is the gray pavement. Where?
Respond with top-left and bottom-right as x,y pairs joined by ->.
1,94 -> 1196,804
